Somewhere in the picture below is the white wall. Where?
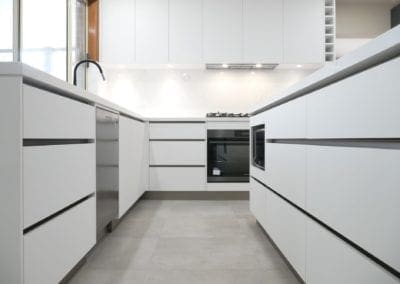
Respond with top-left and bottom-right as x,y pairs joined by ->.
335,1 -> 395,58
336,1 -> 393,38
87,67 -> 315,118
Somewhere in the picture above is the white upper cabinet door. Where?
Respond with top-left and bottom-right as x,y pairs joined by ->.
203,0 -> 243,63
169,0 -> 202,64
100,0 -> 135,64
243,0 -> 283,63
283,0 -> 324,64
136,0 -> 168,64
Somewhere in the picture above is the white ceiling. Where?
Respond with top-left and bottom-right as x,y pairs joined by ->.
336,0 -> 400,4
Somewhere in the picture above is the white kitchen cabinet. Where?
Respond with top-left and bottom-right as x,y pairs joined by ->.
23,144 -> 95,228
203,0 -> 242,63
119,116 -> 148,218
150,141 -> 206,165
283,0 -> 324,64
23,85 -> 95,139
306,219 -> 399,284
243,0 -> 283,63
264,96 -> 306,139
265,143 -> 306,208
266,190 -> 306,280
307,57 -> 400,139
169,0 -> 202,64
149,122 -> 206,139
307,145 -> 400,271
136,0 -> 168,64
249,178 -> 268,230
100,0 -> 135,64
24,197 -> 96,284
149,167 -> 206,191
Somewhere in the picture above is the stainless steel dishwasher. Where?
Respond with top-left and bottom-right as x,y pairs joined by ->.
96,107 -> 119,240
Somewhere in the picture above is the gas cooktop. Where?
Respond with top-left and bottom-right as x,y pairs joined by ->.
206,112 -> 249,118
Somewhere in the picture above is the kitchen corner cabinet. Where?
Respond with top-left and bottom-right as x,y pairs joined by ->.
136,0 -> 169,64
100,0 -> 135,64
169,0 -> 202,64
119,116 -> 148,218
243,0 -> 283,63
203,0 -> 243,63
283,0 -> 325,64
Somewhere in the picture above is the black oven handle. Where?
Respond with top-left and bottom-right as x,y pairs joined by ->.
208,140 -> 248,144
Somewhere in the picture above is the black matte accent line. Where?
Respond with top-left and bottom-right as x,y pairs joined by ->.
23,139 -> 94,146
149,165 -> 205,168
150,139 -> 206,142
250,176 -> 400,280
266,138 -> 400,149
23,194 -> 94,235
149,121 -> 206,124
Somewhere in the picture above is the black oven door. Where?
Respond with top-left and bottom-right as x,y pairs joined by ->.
207,130 -> 250,183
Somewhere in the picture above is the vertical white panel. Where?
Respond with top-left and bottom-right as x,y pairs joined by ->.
0,76 -> 23,284
169,0 -> 202,64
243,0 -> 283,63
100,0 -> 135,64
283,0 -> 324,64
136,0 -> 169,64
119,117 -> 146,217
203,0 -> 243,63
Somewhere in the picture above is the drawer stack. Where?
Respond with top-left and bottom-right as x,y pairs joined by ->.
22,85 -> 96,283
149,122 -> 206,191
250,56 -> 400,283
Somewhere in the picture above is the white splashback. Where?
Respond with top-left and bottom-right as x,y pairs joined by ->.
87,66 -> 315,117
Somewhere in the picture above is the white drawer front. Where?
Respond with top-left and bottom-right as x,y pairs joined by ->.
23,85 -> 95,139
266,190 -> 306,280
307,219 -> 399,284
23,144 -> 95,228
24,197 -> 96,284
307,57 -> 400,139
149,167 -> 206,189
249,179 -> 268,230
149,123 -> 206,139
265,96 -> 306,139
150,141 -> 205,165
307,145 -> 400,271
265,143 -> 306,208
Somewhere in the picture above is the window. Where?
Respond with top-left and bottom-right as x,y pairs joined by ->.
0,0 -> 14,61
69,0 -> 87,85
21,0 -> 67,80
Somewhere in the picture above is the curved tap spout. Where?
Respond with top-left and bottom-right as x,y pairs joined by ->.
73,59 -> 106,86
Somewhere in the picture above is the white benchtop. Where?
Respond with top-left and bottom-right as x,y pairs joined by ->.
0,62 -> 146,121
251,25 -> 400,115
148,117 -> 249,122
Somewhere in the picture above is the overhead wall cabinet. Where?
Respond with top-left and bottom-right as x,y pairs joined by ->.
243,0 -> 283,63
169,0 -> 203,64
99,0 -> 326,65
100,0 -> 135,64
202,0 -> 243,63
283,0 -> 325,64
136,0 -> 169,64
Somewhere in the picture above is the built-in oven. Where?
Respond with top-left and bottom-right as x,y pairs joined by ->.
207,129 -> 250,183
251,124 -> 265,170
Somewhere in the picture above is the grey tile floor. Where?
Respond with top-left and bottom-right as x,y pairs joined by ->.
68,200 -> 301,284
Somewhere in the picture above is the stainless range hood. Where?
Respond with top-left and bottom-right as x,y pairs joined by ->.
205,63 -> 278,70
